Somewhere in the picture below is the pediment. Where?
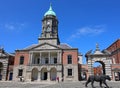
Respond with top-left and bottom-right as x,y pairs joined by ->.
31,43 -> 61,50
0,52 -> 8,57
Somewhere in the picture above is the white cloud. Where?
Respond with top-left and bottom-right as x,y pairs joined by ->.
0,22 -> 27,31
5,24 -> 15,30
70,25 -> 105,39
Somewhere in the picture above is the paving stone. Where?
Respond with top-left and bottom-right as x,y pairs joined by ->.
0,81 -> 120,88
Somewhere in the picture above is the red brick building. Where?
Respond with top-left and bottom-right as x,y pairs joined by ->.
0,48 -> 14,81
107,39 -> 120,81
107,39 -> 120,64
93,66 -> 102,76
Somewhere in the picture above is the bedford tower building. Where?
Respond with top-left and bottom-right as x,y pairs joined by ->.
13,4 -> 79,82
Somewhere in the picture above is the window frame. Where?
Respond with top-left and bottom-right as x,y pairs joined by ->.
45,58 -> 49,64
54,58 -> 57,64
18,69 -> 23,76
37,58 -> 40,64
68,69 -> 72,76
67,55 -> 72,64
19,56 -> 24,65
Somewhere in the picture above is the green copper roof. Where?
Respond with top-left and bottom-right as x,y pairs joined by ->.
44,4 -> 56,16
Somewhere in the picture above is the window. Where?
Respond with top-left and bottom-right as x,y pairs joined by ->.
37,58 -> 40,64
54,58 -> 57,64
67,55 -> 72,64
45,58 -> 48,64
18,69 -> 23,76
68,69 -> 72,76
19,56 -> 24,65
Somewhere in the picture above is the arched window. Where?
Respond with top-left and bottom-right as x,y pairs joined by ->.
19,56 -> 24,65
67,55 -> 72,64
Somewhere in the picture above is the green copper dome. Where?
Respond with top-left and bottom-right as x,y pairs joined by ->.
44,4 -> 56,16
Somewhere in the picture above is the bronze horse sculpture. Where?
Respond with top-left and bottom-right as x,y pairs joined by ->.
85,75 -> 111,88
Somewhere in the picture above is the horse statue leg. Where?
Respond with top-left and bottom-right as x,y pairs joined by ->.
85,77 -> 91,87
91,80 -> 95,88
99,81 -> 103,88
85,81 -> 90,87
103,80 -> 109,88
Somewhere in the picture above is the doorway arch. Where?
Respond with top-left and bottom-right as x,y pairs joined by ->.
50,68 -> 57,81
31,68 -> 38,81
41,68 -> 47,80
85,44 -> 112,78
93,61 -> 105,75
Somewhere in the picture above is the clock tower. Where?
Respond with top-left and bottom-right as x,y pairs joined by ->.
38,4 -> 60,45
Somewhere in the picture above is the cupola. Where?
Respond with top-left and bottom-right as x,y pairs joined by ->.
44,3 -> 56,16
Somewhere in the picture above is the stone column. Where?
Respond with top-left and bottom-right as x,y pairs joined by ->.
39,72 -> 41,81
29,52 -> 33,65
47,71 -> 50,81
57,52 -> 59,64
105,60 -> 112,77
41,52 -> 43,64
37,71 -> 40,81
2,62 -> 8,81
39,52 -> 41,64
87,59 -> 94,76
48,52 -> 50,64
59,52 -> 62,64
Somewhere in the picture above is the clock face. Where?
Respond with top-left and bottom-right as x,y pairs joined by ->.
47,21 -> 50,25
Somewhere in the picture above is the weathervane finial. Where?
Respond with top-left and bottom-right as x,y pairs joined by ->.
49,2 -> 52,10
96,43 -> 100,51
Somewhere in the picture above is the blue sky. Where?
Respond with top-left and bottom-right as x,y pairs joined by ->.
0,0 -> 120,64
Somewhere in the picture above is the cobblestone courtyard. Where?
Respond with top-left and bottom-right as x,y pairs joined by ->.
0,81 -> 120,88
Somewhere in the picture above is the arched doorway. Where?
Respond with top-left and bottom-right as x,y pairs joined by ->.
85,44 -> 112,78
31,68 -> 38,81
41,68 -> 47,80
50,68 -> 57,81
93,61 -> 105,75
0,62 -> 3,80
